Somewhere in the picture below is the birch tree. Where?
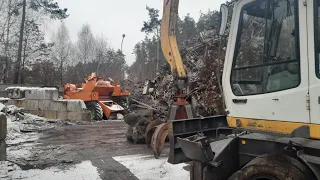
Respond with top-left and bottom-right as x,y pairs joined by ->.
51,21 -> 71,85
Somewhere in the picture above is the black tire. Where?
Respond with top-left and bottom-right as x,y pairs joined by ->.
228,154 -> 315,180
0,140 -> 6,161
85,101 -> 103,121
190,161 -> 204,180
0,113 -> 7,140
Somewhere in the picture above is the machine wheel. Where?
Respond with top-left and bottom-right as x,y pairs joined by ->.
190,161 -> 204,180
0,140 -> 6,161
0,113 -> 7,140
85,101 -> 103,121
228,154 -> 315,180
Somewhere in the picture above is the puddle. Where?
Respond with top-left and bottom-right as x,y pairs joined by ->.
1,161 -> 102,180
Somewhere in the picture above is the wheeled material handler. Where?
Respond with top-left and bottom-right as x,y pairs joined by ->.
157,0 -> 320,180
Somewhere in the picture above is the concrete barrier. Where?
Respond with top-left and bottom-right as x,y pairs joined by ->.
6,87 -> 59,100
23,110 -> 91,121
39,100 -> 68,111
0,84 -> 64,98
0,140 -> 6,161
67,100 -> 87,112
0,87 -> 91,121
0,113 -> 6,140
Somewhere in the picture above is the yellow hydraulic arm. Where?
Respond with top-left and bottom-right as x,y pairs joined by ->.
161,0 -> 187,78
147,0 -> 195,160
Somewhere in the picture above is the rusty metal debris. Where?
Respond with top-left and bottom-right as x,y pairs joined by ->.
145,120 -> 164,148
122,29 -> 226,158
151,123 -> 168,159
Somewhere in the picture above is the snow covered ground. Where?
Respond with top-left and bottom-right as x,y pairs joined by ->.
0,161 -> 102,180
113,154 -> 189,180
0,103 -> 191,180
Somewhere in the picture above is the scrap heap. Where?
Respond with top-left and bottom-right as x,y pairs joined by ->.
123,30 -> 226,143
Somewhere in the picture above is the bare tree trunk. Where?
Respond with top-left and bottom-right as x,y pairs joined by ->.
156,29 -> 160,76
60,58 -> 63,85
21,36 -> 28,84
14,0 -> 26,84
3,0 -> 12,83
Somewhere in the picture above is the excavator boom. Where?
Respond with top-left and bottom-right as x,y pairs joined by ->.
160,0 -> 187,78
146,0 -> 195,160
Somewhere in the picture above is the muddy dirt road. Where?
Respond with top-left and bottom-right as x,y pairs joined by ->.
2,117 -> 189,180
40,121 -> 148,180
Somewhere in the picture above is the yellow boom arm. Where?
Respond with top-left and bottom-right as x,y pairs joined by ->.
161,0 -> 187,78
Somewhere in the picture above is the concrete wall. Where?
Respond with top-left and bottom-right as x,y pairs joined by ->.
0,99 -> 91,121
0,84 -> 64,98
0,87 -> 91,121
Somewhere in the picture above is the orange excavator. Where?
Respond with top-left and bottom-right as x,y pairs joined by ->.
63,72 -> 130,120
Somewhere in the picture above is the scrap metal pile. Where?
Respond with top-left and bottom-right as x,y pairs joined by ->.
122,30 -> 226,144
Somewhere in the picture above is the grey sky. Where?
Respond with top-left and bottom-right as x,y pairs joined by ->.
46,0 -> 226,65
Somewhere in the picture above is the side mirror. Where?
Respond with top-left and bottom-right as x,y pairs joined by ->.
219,4 -> 229,36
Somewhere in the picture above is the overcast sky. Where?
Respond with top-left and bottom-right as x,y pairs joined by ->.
45,0 -> 226,65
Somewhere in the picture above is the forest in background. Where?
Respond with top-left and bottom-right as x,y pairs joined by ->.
0,0 -> 221,86
0,0 -> 126,85
128,6 -> 220,82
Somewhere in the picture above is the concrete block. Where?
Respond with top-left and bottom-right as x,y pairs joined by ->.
57,111 -> 68,120
53,100 -> 68,111
38,100 -> 50,111
22,110 -> 43,117
0,113 -> 7,140
25,88 -> 59,100
6,88 -> 25,99
0,140 -> 6,161
24,100 -> 39,111
67,112 -> 91,121
38,100 -> 67,111
6,87 -> 58,100
43,111 -> 57,119
22,109 -> 32,114
8,99 -> 25,108
67,100 -> 87,112
22,110 -> 62,120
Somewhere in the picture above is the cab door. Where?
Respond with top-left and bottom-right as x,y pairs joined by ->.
223,0 -> 310,123
308,0 -> 320,125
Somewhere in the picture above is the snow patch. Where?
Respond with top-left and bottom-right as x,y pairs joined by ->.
113,154 -> 189,180
0,161 -> 22,179
0,97 -> 10,101
117,113 -> 124,120
5,115 -> 43,145
1,161 -> 102,180
0,103 -> 5,112
5,87 -> 57,91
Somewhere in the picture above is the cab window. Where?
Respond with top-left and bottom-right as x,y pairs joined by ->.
231,0 -> 300,96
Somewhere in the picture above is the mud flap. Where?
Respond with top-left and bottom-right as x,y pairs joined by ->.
167,115 -> 232,164
178,136 -> 239,180
297,150 -> 320,179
